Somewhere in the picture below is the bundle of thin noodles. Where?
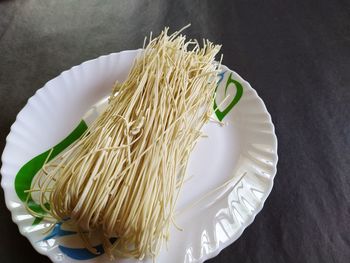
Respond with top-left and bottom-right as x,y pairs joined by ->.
27,27 -> 221,259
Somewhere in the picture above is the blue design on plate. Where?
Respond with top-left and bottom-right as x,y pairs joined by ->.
217,71 -> 226,85
58,238 -> 117,260
42,222 -> 103,260
43,222 -> 76,241
42,223 -> 117,260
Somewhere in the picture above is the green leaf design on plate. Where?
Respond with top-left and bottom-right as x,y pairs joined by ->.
214,72 -> 243,121
14,121 -> 88,224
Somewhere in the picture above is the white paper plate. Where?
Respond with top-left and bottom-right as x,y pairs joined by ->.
1,50 -> 278,263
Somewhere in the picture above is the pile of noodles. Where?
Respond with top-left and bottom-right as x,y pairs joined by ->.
27,27 -> 221,259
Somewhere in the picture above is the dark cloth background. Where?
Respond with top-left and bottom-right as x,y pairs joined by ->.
0,0 -> 349,262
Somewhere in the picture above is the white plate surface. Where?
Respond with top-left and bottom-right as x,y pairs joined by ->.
1,50 -> 278,263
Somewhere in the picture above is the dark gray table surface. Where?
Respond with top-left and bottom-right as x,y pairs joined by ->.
1,0 -> 349,262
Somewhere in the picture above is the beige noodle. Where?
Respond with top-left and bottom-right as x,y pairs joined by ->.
26,27 -> 221,260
